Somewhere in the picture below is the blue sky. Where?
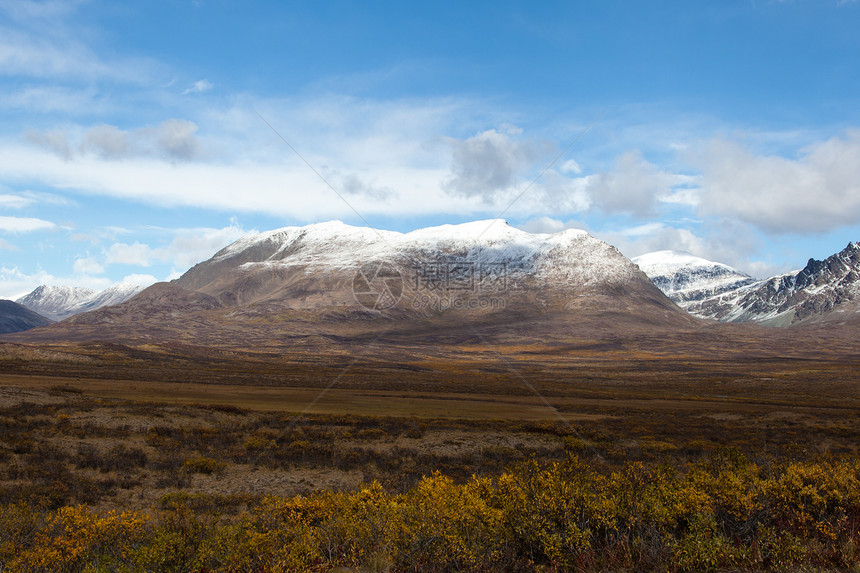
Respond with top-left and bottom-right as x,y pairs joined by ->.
2,0 -> 860,299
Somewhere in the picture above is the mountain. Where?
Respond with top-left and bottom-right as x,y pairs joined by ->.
639,243 -> 860,326
17,282 -> 145,321
18,220 -> 692,347
0,300 -> 53,334
632,251 -> 757,306
16,285 -> 96,321
174,219 -> 679,318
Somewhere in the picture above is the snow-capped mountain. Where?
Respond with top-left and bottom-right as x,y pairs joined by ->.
53,220 -> 691,344
17,282 -> 145,321
632,251 -> 757,306
684,242 -> 860,325
16,286 -> 96,321
175,219 -> 671,315
0,299 -> 53,334
82,282 -> 146,313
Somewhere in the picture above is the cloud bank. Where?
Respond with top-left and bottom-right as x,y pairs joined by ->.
694,131 -> 860,233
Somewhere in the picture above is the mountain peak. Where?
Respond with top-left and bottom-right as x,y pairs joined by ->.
632,250 -> 735,271
633,251 -> 755,306
9,219 -> 698,345
16,283 -> 144,322
680,240 -> 860,325
176,218 -> 668,316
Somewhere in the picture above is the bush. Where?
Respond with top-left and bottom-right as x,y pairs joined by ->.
182,456 -> 223,475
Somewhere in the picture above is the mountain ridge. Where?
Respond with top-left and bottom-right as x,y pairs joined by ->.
11,220 -> 693,347
632,250 -> 757,305
637,243 -> 860,326
17,282 -> 145,321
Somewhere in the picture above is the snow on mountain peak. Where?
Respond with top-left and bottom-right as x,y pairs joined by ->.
16,282 -> 144,321
633,250 -> 737,275
632,250 -> 756,305
213,220 -> 605,275
676,241 -> 860,325
178,219 -> 645,307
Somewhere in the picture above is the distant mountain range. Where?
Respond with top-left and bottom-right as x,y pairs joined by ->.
631,251 -> 757,304
634,242 -> 860,326
16,283 -> 144,321
4,223 -> 857,346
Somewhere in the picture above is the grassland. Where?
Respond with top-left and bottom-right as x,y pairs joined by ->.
0,334 -> 858,571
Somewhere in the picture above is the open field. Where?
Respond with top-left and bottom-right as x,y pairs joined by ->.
1,345 -> 858,498
1,336 -> 859,571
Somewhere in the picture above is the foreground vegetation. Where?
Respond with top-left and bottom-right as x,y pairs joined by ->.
1,451 -> 859,572
0,367 -> 858,571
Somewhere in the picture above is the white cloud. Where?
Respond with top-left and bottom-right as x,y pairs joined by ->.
587,150 -> 680,217
0,140 -> 481,219
560,159 -> 582,174
620,222 -> 666,237
120,273 -> 157,287
150,118 -> 201,161
82,124 -> 132,159
1,0 -> 82,22
73,257 -> 104,275
3,96 -> 543,220
105,242 -> 154,266
0,238 -> 16,250
442,128 -> 542,203
0,194 -> 32,209
0,85 -> 99,113
0,1 -> 163,85
94,224 -> 247,272
657,186 -> 699,206
0,188 -> 70,209
321,169 -> 394,200
182,79 -> 213,95
24,128 -> 73,159
29,119 -> 204,162
0,215 -> 56,233
517,216 -> 588,234
694,131 -> 860,233
162,223 -> 247,269
596,220 -> 779,279
532,170 -> 593,214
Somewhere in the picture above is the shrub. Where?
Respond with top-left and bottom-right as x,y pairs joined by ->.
182,456 -> 223,475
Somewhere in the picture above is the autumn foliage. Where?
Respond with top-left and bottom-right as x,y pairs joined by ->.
1,451 -> 858,572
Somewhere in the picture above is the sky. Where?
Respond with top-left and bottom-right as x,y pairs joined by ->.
2,0 -> 860,299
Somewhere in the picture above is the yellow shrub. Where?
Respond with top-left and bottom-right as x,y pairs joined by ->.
15,505 -> 148,572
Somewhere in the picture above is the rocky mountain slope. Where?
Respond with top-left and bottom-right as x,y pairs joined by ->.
638,243 -> 860,326
17,283 -> 145,321
632,251 -> 756,305
0,300 -> 53,334
685,242 -> 860,326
